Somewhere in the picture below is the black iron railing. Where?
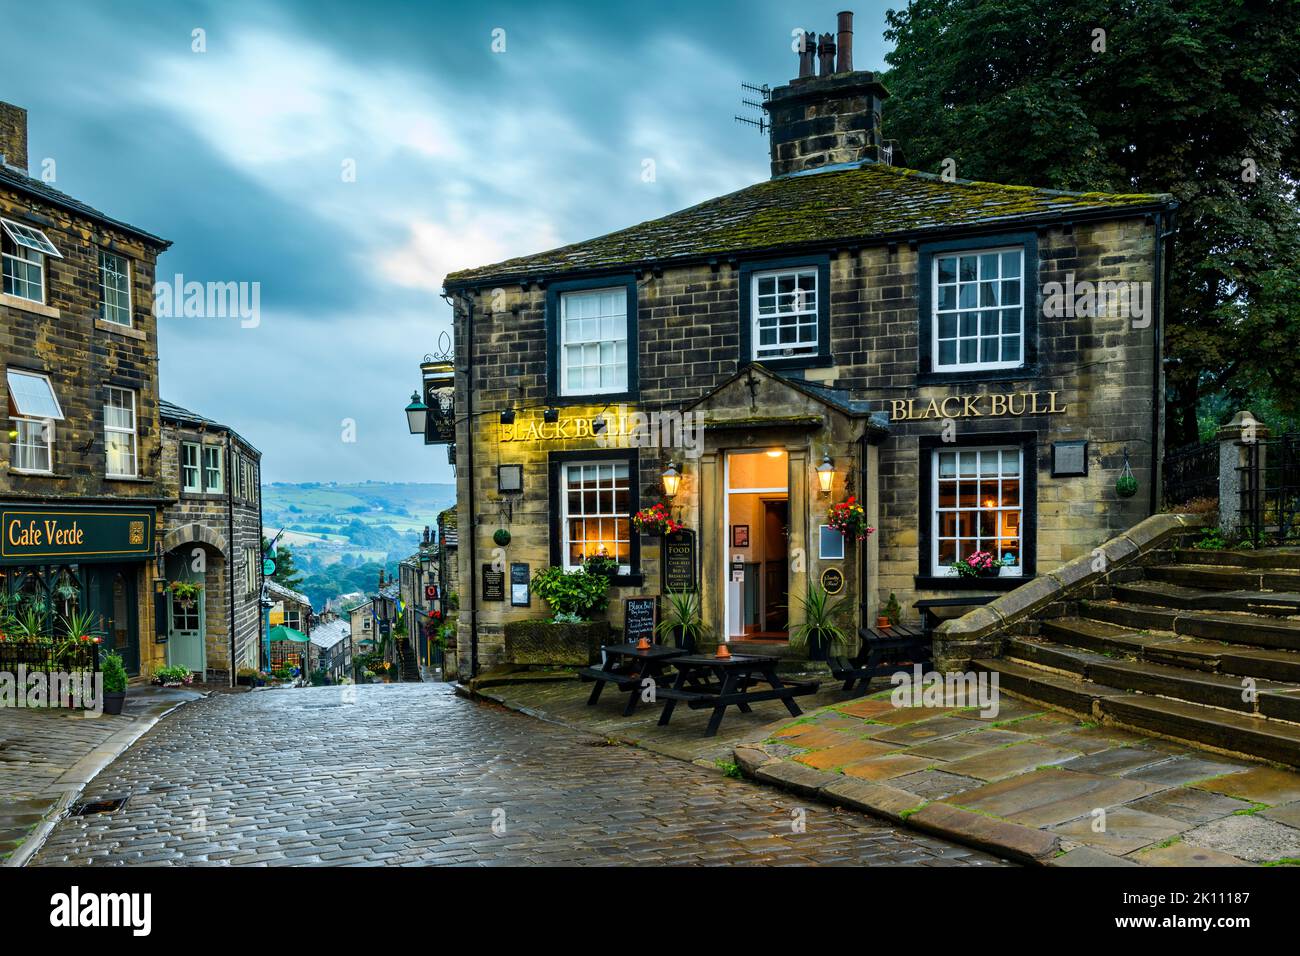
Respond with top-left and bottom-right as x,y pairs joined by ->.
0,640 -> 100,708
1163,439 -> 1219,507
1241,433 -> 1300,544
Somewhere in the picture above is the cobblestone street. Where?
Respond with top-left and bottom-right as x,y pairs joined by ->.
31,683 -> 1005,866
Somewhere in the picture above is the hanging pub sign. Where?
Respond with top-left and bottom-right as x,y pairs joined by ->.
663,529 -> 697,592
1,506 -> 155,565
482,564 -> 505,602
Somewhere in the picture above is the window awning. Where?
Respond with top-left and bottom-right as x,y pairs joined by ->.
5,369 -> 64,420
0,218 -> 63,258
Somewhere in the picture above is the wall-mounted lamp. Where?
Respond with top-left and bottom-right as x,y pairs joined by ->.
816,452 -> 836,497
404,391 -> 429,435
661,462 -> 682,499
499,409 -> 516,425
543,407 -> 559,424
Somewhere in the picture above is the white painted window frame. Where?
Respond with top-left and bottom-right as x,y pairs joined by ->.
931,246 -> 1024,372
558,287 -> 628,397
931,446 -> 1024,576
751,267 -> 819,360
104,386 -> 138,479
559,459 -> 632,573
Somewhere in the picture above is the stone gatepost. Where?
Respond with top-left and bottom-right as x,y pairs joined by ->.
1217,410 -> 1268,534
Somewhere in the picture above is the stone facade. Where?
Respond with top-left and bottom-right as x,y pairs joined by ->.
1,101 -> 172,678
159,403 -> 263,683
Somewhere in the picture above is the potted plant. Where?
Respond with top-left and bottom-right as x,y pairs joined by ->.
655,588 -> 709,654
236,666 -> 260,687
101,651 -> 127,715
168,580 -> 203,609
789,584 -> 849,661
951,550 -> 1004,578
879,592 -> 902,628
153,664 -> 195,687
631,503 -> 682,538
827,496 -> 875,542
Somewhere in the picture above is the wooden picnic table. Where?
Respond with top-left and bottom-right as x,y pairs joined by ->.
655,652 -> 819,737
577,643 -> 686,717
829,621 -> 930,697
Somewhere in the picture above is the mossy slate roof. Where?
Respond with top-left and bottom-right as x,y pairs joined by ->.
444,162 -> 1173,288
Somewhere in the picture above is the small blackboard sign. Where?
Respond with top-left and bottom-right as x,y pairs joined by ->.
623,596 -> 658,643
482,564 -> 505,602
663,529 -> 697,592
510,562 -> 530,607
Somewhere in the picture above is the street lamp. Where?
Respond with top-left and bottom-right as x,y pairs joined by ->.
661,462 -> 682,499
405,391 -> 428,435
817,452 -> 836,497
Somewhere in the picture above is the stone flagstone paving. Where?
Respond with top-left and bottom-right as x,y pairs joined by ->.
31,683 -> 1005,866
743,686 -> 1300,866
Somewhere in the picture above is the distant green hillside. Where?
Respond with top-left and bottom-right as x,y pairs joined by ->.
262,481 -> 456,607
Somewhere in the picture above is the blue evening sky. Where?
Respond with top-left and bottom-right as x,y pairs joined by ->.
2,1 -> 896,482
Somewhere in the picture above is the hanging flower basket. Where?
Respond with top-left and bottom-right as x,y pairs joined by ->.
493,528 -> 512,547
631,504 -> 683,537
1116,446 -> 1138,498
168,581 -> 203,609
827,496 -> 874,542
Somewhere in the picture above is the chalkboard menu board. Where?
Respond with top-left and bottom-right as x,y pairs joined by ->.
482,564 -> 505,602
663,529 -> 697,592
623,597 -> 658,643
510,563 -> 530,606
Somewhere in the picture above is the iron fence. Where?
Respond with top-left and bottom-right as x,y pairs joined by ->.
0,640 -> 100,708
1241,433 -> 1300,544
1162,439 -> 1219,507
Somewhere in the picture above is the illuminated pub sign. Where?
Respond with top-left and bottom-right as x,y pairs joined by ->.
0,507 -> 156,565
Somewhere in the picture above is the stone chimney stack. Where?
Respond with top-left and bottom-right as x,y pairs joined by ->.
0,102 -> 28,171
763,11 -> 890,178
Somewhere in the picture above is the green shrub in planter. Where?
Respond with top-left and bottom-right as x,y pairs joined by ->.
101,652 -> 127,715
531,566 -> 610,619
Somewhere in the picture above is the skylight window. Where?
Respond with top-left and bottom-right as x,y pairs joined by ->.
0,219 -> 63,259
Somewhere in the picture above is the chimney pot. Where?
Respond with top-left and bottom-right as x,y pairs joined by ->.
0,102 -> 28,172
797,28 -> 815,78
817,32 -> 836,77
836,11 -> 854,73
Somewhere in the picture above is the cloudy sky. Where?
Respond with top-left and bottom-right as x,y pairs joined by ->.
3,0 -> 895,483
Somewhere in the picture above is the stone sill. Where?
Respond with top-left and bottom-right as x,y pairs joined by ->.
6,469 -> 70,479
0,292 -> 60,319
104,475 -> 155,484
95,318 -> 147,341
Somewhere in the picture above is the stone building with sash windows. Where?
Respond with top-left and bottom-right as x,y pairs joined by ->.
437,17 -> 1176,677
1,101 -> 172,679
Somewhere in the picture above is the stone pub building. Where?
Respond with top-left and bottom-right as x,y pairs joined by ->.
440,15 -> 1176,676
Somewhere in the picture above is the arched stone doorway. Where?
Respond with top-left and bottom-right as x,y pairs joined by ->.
161,523 -> 229,681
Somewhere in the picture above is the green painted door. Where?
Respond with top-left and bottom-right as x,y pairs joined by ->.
167,589 -> 205,674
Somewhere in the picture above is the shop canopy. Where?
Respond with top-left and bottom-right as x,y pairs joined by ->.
268,625 -> 309,644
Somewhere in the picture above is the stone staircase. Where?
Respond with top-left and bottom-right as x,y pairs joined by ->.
394,637 -> 423,682
974,547 -> 1300,767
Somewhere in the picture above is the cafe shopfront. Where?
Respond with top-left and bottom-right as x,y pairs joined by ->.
0,504 -> 161,676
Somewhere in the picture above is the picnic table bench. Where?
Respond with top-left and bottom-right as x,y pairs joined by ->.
829,595 -> 1000,696
655,653 -> 819,737
578,643 -> 686,717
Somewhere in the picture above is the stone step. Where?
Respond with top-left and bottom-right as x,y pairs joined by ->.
1040,617 -> 1300,683
1079,600 -> 1300,651
977,656 -> 1300,767
1099,694 -> 1300,768
1114,580 -> 1300,616
1145,563 -> 1300,593
972,658 -> 1130,717
1170,548 -> 1300,571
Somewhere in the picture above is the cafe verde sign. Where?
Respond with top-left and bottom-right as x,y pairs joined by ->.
1,507 -> 155,565
888,390 -> 1067,422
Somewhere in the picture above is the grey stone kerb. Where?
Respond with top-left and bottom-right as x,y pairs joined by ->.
933,512 -> 1208,665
